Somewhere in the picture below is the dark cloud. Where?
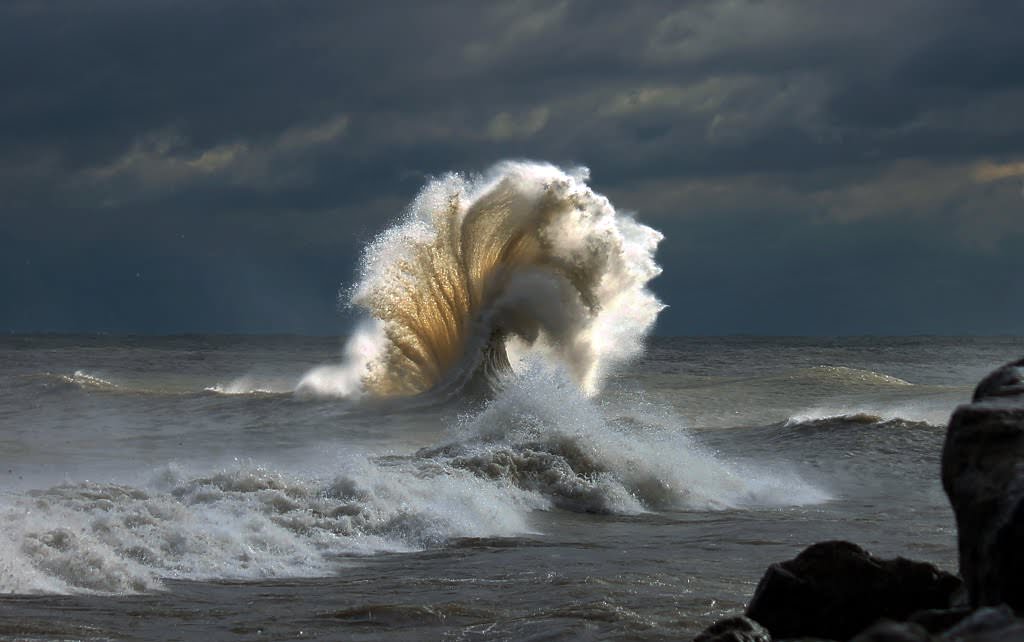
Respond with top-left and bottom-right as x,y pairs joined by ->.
2,0 -> 1023,334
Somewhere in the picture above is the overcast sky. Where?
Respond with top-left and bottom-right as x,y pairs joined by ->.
2,0 -> 1023,335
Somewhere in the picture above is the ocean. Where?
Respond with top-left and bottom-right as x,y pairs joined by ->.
1,162 -> 1018,640
1,334 -> 1019,640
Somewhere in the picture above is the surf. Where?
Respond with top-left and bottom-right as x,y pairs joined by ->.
298,161 -> 664,399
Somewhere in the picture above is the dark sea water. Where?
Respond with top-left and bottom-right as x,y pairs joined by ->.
0,335 -> 1020,641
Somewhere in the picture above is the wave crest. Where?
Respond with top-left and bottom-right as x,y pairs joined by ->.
58,370 -> 120,391
800,366 -> 913,387
299,161 -> 664,398
783,412 -> 941,430
420,363 -> 830,513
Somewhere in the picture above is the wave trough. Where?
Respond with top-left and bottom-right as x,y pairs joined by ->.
299,161 -> 664,398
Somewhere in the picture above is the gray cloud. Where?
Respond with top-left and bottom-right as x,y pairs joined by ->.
2,0 -> 1022,334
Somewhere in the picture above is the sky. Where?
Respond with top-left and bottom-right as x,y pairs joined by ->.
2,0 -> 1023,335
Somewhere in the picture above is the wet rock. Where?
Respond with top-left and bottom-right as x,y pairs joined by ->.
972,358 -> 1024,402
942,358 -> 1024,612
693,615 -> 771,642
744,541 -> 960,641
906,607 -> 973,634
850,620 -> 931,642
939,604 -> 1024,641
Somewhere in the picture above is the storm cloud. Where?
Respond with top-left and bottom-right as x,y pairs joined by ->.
2,0 -> 1023,334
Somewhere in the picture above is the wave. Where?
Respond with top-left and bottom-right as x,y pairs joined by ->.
792,366 -> 913,387
204,376 -> 291,396
54,370 -> 121,391
298,161 -> 664,399
783,405 -> 948,429
782,413 -> 939,430
419,363 -> 830,514
0,459 -> 544,594
0,364 -> 828,595
30,371 -> 293,398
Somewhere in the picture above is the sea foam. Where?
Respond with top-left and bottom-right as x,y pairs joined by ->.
0,362 -> 829,595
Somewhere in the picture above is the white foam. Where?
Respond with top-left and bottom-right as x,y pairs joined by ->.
0,454 -> 545,595
205,376 -> 289,395
435,360 -> 830,512
296,320 -> 387,398
2,362 -> 832,595
62,370 -> 120,390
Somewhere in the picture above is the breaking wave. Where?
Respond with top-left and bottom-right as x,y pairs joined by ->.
783,404 -> 949,428
0,364 -> 828,595
422,363 -> 830,514
782,413 -> 939,431
298,161 -> 664,399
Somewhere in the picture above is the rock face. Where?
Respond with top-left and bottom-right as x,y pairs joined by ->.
744,541 -> 960,641
848,619 -> 931,642
942,357 -> 1024,612
971,357 -> 1024,402
939,604 -> 1024,641
693,616 -> 770,642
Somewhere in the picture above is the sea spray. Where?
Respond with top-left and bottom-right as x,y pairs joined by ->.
422,361 -> 831,513
0,456 -> 546,594
298,161 -> 664,398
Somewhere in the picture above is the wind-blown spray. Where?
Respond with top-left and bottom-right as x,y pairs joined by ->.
299,161 -> 664,398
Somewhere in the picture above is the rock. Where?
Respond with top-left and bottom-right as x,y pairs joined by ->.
939,604 -> 1024,641
745,541 -> 960,641
850,620 -> 931,642
693,615 -> 771,642
972,358 -> 1024,402
906,607 -> 973,634
942,358 -> 1024,612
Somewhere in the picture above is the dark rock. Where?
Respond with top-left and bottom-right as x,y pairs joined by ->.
745,541 -> 960,641
693,615 -> 771,642
850,620 -> 931,642
942,358 -> 1024,612
906,607 -> 973,634
938,604 -> 1024,640
972,358 -> 1024,402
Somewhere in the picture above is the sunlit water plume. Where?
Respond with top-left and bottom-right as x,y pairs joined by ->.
298,161 -> 664,398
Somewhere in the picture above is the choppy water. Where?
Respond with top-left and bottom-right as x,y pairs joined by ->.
1,334 -> 1018,640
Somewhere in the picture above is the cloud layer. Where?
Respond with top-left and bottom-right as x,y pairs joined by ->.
2,1 -> 1023,334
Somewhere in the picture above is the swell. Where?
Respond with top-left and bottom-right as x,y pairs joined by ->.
298,161 -> 664,399
26,371 -> 292,398
781,413 -> 941,431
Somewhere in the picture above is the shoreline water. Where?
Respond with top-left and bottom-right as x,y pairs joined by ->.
2,336 -> 1004,638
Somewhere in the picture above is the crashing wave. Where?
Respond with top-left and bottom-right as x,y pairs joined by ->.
298,161 -> 664,399
1,367 -> 830,594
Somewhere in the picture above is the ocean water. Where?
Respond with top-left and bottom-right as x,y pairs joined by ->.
2,163 -> 1019,640
1,334 -> 1020,640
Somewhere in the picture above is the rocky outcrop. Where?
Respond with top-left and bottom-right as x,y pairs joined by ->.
693,615 -> 770,642
850,605 -> 1024,641
971,358 -> 1024,402
848,619 -> 930,642
942,357 -> 1024,612
743,541 -> 959,641
695,357 -> 1024,642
